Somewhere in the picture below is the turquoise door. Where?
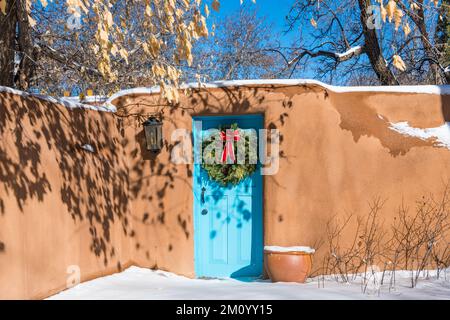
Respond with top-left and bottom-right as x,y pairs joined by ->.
193,115 -> 263,279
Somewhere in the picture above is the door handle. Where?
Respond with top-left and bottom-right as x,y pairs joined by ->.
201,187 -> 206,204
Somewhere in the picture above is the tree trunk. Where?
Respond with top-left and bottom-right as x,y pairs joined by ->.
400,0 -> 447,84
415,1 -> 446,84
0,0 -> 17,87
358,0 -> 399,85
435,0 -> 450,83
15,0 -> 37,90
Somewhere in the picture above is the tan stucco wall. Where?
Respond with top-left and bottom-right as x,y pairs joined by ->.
0,83 -> 449,299
0,93 -> 133,299
117,84 -> 450,278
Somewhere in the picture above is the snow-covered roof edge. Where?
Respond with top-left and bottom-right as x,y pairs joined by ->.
2,79 -> 449,113
63,95 -> 108,104
0,86 -> 115,112
105,78 -> 450,109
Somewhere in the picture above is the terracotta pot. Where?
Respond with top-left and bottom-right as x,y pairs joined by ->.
264,250 -> 313,283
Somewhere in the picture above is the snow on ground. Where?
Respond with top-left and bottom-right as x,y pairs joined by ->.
48,266 -> 450,300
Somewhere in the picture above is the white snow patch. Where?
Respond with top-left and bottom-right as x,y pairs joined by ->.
0,86 -> 115,112
264,246 -> 315,254
63,95 -> 108,104
80,144 -> 95,153
389,121 -> 450,150
47,266 -> 450,300
105,79 -> 450,109
335,46 -> 362,58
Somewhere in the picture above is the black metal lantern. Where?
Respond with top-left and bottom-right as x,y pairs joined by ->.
143,116 -> 163,153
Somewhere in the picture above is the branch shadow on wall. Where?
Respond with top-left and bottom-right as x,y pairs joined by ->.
0,93 -> 132,268
126,126 -> 194,263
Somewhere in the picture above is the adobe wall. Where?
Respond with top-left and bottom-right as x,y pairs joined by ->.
0,83 -> 449,299
0,92 -> 133,299
115,83 -> 450,277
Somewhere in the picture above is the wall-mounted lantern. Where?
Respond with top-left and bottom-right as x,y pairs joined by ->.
143,116 -> 163,153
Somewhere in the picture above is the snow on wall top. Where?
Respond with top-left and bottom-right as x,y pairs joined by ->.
105,78 -> 450,109
63,95 -> 108,104
2,79 -> 449,113
0,86 -> 115,112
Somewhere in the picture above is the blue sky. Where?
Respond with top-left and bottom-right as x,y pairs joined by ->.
211,0 -> 297,47
207,0 -> 320,79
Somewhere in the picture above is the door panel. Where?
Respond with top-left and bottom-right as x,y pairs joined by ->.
229,194 -> 252,265
207,194 -> 228,264
193,115 -> 263,279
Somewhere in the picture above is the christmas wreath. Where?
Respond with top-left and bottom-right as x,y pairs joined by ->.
201,123 -> 257,186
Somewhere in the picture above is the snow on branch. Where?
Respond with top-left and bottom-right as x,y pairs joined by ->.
288,46 -> 365,67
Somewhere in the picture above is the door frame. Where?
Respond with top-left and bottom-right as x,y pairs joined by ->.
192,114 -> 265,278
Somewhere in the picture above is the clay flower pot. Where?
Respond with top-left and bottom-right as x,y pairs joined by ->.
264,246 -> 315,283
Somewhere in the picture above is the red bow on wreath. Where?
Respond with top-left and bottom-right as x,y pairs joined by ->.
220,129 -> 240,163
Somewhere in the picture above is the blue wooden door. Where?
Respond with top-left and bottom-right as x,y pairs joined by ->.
193,115 -> 263,279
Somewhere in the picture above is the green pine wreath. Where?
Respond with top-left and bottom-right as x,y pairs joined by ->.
201,123 -> 257,186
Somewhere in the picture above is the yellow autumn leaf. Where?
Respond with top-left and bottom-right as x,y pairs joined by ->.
120,18 -> 126,28
386,0 -> 396,22
175,8 -> 184,18
142,42 -> 150,54
410,2 -> 420,10
119,48 -> 128,63
152,64 -> 165,77
392,54 -> 407,71
204,4 -> 209,17
149,34 -> 160,57
310,17 -> 318,28
91,44 -> 99,54
145,4 -> 152,17
29,15 -> 37,27
106,10 -> 113,26
40,0 -> 48,7
403,22 -> 411,37
164,85 -> 179,103
380,3 -> 387,22
432,0 -> 438,6
98,28 -> 108,43
111,43 -> 118,56
394,8 -> 403,30
212,0 -> 220,12
0,0 -> 6,14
